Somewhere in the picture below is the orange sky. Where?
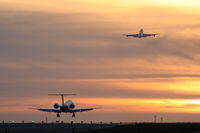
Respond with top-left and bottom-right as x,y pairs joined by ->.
1,0 -> 200,122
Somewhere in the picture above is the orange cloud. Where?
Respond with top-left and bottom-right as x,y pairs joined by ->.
1,97 -> 200,114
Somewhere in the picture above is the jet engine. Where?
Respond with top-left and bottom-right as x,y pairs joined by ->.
54,103 -> 60,109
62,100 -> 75,109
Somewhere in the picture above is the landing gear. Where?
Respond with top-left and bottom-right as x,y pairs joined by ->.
57,113 -> 60,117
72,113 -> 76,118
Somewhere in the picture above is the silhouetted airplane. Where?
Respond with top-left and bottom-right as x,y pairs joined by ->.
34,94 -> 95,118
122,29 -> 159,38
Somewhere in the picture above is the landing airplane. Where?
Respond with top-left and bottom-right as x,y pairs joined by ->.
122,29 -> 159,38
35,94 -> 95,118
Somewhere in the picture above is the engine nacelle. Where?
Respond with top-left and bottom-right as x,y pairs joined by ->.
54,103 -> 60,109
64,100 -> 75,109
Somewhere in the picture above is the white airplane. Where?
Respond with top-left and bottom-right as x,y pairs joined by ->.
122,29 -> 159,38
35,94 -> 95,118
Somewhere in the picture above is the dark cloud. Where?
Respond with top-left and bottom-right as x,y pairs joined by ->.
1,78 -> 200,100
0,10 -> 195,82
0,10 -> 200,61
0,103 -> 46,108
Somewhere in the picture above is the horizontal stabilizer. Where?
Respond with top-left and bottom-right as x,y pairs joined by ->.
48,94 -> 76,96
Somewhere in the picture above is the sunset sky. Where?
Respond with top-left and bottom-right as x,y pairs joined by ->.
1,0 -> 200,123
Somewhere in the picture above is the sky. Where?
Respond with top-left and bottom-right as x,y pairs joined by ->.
1,0 -> 200,123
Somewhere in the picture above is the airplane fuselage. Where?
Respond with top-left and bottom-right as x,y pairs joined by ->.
55,100 -> 75,112
138,29 -> 144,38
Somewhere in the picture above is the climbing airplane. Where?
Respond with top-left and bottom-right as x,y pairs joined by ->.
122,29 -> 159,38
34,94 -> 95,118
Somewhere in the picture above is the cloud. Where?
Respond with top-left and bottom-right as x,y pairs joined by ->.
165,104 -> 200,109
1,9 -> 200,62
1,78 -> 200,100
1,10 -> 200,83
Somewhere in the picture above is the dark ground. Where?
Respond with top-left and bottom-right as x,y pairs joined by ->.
0,123 -> 115,133
86,123 -> 200,133
2,123 -> 200,133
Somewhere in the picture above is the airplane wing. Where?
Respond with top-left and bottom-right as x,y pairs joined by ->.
36,108 -> 61,113
122,34 -> 139,37
143,34 -> 159,37
67,108 -> 94,113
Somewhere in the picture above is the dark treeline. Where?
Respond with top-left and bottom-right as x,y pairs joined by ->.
85,123 -> 200,133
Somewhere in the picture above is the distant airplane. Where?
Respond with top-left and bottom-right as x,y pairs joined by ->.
122,29 -> 159,38
34,94 -> 95,118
